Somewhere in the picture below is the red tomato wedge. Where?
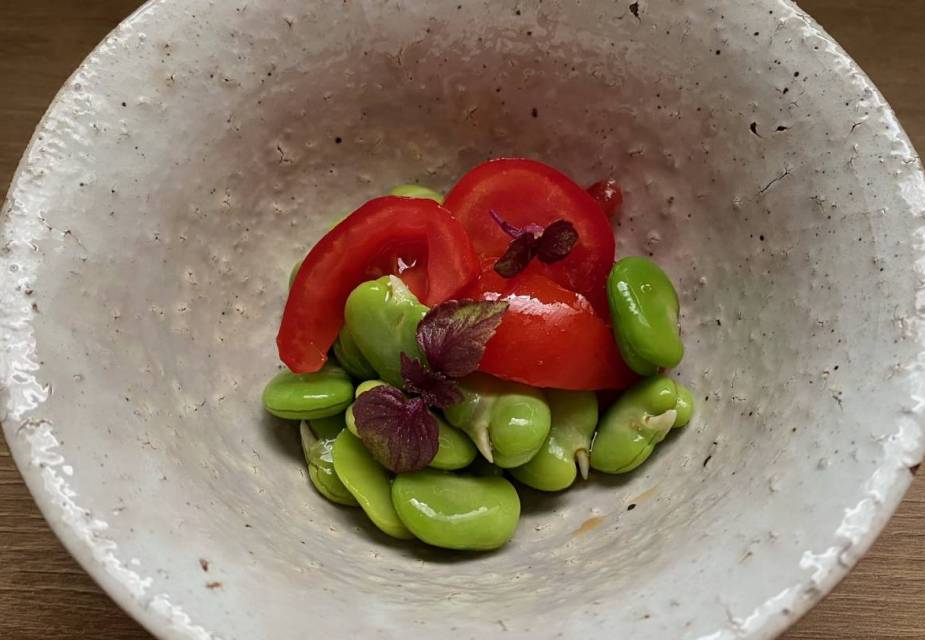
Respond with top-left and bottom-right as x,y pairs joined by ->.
444,158 -> 615,311
278,197 -> 479,373
466,266 -> 636,390
586,178 -> 624,218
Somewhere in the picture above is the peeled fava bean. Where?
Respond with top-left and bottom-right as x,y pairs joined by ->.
262,364 -> 354,420
343,276 -> 428,387
301,421 -> 358,507
332,327 -> 377,381
346,380 -> 475,470
389,184 -> 444,203
674,384 -> 694,427
444,373 -> 551,468
332,431 -> 414,539
308,413 -> 348,440
511,390 -> 598,491
345,379 -> 389,436
590,376 -> 694,474
429,420 -> 478,470
391,469 -> 521,551
606,257 -> 683,375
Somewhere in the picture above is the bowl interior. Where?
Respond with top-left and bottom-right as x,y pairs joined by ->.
2,1 -> 924,639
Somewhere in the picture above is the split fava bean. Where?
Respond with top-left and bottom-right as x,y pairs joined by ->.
590,376 -> 694,474
444,373 -> 551,468
511,390 -> 598,492
262,363 -> 354,420
301,421 -> 358,507
343,276 -> 427,387
391,469 -> 520,551
606,257 -> 683,375
332,430 -> 414,539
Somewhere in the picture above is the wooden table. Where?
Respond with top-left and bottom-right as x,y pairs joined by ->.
1,2 -> 922,638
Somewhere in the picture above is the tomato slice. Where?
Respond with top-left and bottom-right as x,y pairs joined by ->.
467,265 -> 636,390
278,197 -> 479,373
586,178 -> 624,218
444,158 -> 615,311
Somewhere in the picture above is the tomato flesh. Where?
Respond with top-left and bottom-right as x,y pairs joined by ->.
467,265 -> 636,390
586,178 -> 624,218
444,158 -> 615,311
278,197 -> 479,373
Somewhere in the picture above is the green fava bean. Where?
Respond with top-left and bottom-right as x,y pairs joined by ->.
445,373 -> 551,468
389,184 -> 443,203
345,380 -> 388,436
391,469 -> 520,551
262,364 -> 354,420
607,257 -> 684,375
344,276 -> 428,387
345,380 -> 475,470
491,392 -> 553,468
590,375 -> 687,474
511,390 -> 598,492
674,383 -> 695,427
300,422 -> 358,507
355,379 -> 388,398
308,413 -> 347,440
332,327 -> 377,380
332,431 -> 414,539
429,420 -> 478,470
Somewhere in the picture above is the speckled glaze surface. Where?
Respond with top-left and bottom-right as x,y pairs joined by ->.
1,1 -> 923,639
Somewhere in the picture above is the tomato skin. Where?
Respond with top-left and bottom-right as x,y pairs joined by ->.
468,267 -> 636,390
278,197 -> 479,373
443,158 -> 615,310
586,178 -> 624,218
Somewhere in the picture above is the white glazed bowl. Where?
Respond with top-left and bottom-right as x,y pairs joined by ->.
2,1 -> 924,639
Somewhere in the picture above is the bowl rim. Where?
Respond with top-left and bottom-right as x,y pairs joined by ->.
2,1 -> 923,639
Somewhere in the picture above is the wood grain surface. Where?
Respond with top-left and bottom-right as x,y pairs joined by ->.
1,2 -> 922,639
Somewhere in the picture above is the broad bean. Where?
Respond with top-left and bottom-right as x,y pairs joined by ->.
332,327 -> 377,380
391,469 -> 520,550
606,257 -> 683,375
444,373 -> 551,468
674,384 -> 694,427
389,184 -> 443,203
590,376 -> 693,474
262,364 -> 354,420
332,430 -> 414,539
307,413 -> 347,440
430,421 -> 478,470
343,276 -> 427,387
346,380 -> 476,470
300,422 -> 358,506
511,390 -> 598,491
345,379 -> 389,436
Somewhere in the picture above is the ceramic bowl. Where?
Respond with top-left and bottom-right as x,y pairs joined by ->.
2,1 -> 923,638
